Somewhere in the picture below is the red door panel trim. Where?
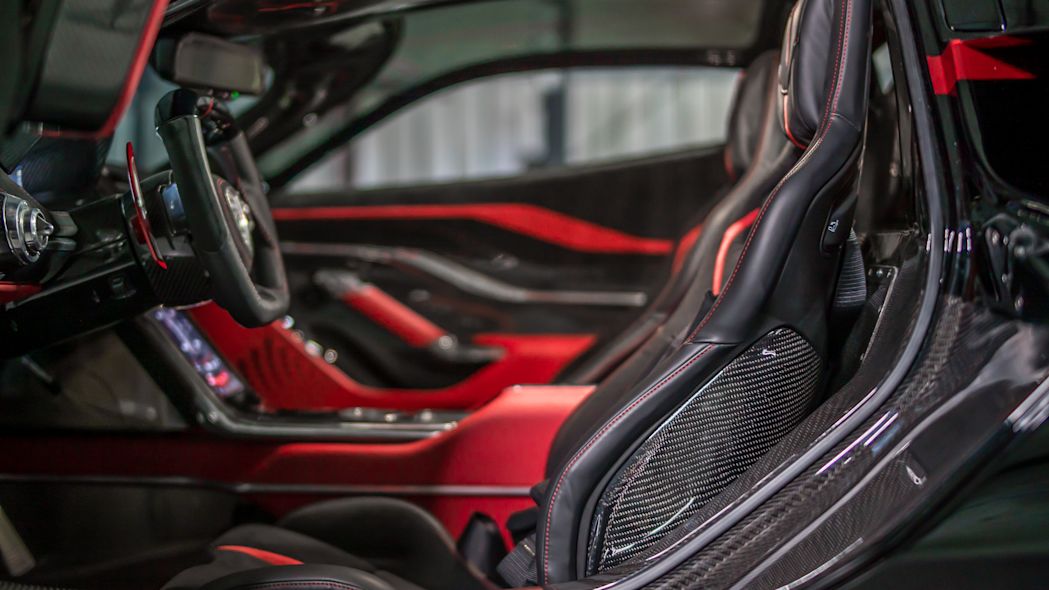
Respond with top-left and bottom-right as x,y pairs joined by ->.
342,284 -> 447,347
271,204 -> 674,255
191,304 -> 594,411
712,208 -> 760,296
927,36 -> 1036,96
216,546 -> 303,566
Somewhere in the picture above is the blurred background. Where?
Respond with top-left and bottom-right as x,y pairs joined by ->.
111,0 -> 756,194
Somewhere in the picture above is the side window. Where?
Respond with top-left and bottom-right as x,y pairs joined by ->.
289,66 -> 740,192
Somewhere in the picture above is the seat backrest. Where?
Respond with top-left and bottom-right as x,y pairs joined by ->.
536,0 -> 873,582
560,49 -> 788,388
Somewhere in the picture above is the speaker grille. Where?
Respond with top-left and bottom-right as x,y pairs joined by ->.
588,328 -> 822,572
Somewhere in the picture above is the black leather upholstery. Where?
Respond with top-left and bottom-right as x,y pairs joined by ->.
199,565 -> 398,590
724,52 -> 781,180
165,0 -> 874,587
564,49 -> 786,386
543,48 -> 794,500
163,498 -> 492,590
537,0 -> 872,582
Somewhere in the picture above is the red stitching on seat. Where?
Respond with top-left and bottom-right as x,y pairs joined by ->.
541,0 -> 860,579
689,0 -> 853,343
541,344 -> 714,580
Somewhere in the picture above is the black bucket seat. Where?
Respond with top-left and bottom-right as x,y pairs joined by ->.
164,0 -> 873,587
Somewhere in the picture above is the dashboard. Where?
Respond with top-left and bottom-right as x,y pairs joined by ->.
0,0 -> 287,357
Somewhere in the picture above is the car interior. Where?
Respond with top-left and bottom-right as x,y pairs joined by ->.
0,0 -> 937,588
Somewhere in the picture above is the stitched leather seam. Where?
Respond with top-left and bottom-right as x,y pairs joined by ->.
541,344 -> 714,580
231,579 -> 362,583
689,0 -> 853,343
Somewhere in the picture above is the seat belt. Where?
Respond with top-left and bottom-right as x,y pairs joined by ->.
496,481 -> 547,586
497,533 -> 538,587
831,230 -> 868,316
829,230 -> 867,340
0,505 -> 34,577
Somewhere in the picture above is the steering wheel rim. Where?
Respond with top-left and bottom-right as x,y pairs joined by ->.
155,89 -> 289,327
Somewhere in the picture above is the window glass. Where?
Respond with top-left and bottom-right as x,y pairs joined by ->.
105,68 -> 265,173
262,0 -> 762,178
290,66 -> 740,191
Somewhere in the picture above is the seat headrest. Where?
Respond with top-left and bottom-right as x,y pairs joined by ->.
779,0 -> 871,148
724,51 -> 781,180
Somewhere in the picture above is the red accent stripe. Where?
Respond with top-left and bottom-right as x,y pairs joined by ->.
40,0 -> 169,139
342,284 -> 447,347
671,223 -> 703,275
271,204 -> 674,255
190,303 -> 595,411
0,283 -> 41,304
126,142 -> 168,270
216,545 -> 303,566
723,146 -> 736,180
782,96 -> 808,149
712,208 -> 759,296
927,36 -> 1035,96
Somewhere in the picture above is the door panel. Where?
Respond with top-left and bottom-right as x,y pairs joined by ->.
234,146 -> 730,407
245,147 -> 730,411
191,303 -> 594,411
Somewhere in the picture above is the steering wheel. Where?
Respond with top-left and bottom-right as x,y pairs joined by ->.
155,89 -> 289,327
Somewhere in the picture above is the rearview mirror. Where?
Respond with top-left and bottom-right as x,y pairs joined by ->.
153,33 -> 265,96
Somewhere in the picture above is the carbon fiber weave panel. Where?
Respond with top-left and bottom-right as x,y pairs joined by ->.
588,328 -> 822,572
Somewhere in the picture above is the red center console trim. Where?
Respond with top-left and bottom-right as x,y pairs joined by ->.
190,304 -> 595,411
271,203 -> 674,255
0,385 -> 594,543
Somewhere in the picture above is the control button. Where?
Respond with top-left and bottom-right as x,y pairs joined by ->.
821,197 -> 855,253
821,216 -> 848,251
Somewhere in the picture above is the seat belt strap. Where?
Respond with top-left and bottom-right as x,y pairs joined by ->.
497,534 -> 538,587
832,230 -> 868,314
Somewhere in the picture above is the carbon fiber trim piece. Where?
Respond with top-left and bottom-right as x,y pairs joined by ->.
589,328 -> 822,572
641,300 -> 1049,589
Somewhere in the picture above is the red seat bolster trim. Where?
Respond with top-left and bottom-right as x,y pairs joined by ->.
712,208 -> 760,296
216,545 -> 304,566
